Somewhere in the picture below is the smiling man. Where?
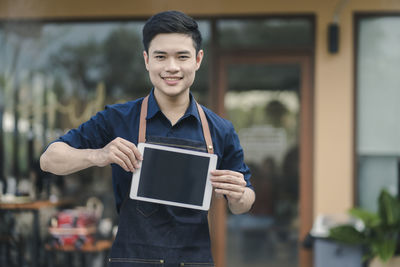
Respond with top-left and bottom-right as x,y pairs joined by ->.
144,33 -> 203,126
40,10 -> 255,267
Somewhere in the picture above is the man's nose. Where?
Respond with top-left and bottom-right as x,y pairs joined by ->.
166,58 -> 179,72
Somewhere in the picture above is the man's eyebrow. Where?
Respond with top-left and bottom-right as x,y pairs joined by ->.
153,50 -> 167,54
152,50 -> 192,55
177,50 -> 191,54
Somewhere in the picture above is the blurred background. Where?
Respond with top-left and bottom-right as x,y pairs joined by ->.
1,0 -> 400,266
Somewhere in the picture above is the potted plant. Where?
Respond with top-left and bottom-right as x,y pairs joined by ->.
329,189 -> 400,266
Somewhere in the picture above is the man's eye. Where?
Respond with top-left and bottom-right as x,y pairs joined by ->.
179,55 -> 190,60
155,55 -> 165,60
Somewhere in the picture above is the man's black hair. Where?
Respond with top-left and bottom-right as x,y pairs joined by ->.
142,10 -> 202,53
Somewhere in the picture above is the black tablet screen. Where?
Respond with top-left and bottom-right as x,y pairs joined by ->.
137,147 -> 210,206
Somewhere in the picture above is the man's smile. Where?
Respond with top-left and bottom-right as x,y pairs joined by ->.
162,76 -> 183,80
161,76 -> 183,85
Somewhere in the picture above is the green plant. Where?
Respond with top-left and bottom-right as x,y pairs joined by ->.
329,189 -> 400,262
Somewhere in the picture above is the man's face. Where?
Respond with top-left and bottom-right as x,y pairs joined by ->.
143,33 -> 203,99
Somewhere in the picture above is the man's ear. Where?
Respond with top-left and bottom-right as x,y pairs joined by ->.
196,49 -> 204,71
143,51 -> 149,71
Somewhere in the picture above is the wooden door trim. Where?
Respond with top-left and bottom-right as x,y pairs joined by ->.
211,52 -> 314,267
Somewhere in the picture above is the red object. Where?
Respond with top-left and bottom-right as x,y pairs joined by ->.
49,208 -> 98,248
57,209 -> 97,228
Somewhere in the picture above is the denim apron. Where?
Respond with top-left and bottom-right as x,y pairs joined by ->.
108,96 -> 215,267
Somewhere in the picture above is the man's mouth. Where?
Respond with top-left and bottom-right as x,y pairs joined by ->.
162,76 -> 183,85
162,77 -> 182,81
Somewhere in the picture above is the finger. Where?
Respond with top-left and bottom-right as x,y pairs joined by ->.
214,189 -> 242,200
211,169 -> 241,177
117,141 -> 140,169
120,139 -> 143,161
211,170 -> 244,180
211,175 -> 247,187
112,154 -> 131,172
211,175 -> 245,184
212,182 -> 245,193
112,149 -> 136,172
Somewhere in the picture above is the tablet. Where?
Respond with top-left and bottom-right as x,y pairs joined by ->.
130,142 -> 218,210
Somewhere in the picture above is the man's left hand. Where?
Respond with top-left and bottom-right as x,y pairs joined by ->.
210,170 -> 247,203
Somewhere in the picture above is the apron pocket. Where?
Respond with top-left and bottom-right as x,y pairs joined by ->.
167,206 -> 206,224
109,257 -> 164,266
136,201 -> 159,217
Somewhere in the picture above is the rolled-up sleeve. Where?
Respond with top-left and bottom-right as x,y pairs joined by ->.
55,107 -> 113,149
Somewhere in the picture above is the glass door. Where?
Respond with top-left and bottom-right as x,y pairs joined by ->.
210,53 -> 313,267
226,63 -> 300,267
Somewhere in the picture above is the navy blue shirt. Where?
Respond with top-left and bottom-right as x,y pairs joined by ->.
56,90 -> 252,212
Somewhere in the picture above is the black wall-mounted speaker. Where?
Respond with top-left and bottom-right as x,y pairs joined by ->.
328,23 -> 339,53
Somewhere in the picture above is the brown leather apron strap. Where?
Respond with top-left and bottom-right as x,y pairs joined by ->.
138,95 -> 214,154
196,102 -> 214,154
138,95 -> 149,144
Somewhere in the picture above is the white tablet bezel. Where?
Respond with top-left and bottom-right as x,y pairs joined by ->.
129,142 -> 217,210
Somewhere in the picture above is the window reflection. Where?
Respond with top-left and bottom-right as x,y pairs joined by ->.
0,19 -> 210,266
356,16 -> 400,210
225,73 -> 300,266
217,18 -> 313,48
0,16 -> 314,266
0,20 -> 210,176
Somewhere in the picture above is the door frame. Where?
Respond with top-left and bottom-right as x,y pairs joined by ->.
209,50 -> 314,267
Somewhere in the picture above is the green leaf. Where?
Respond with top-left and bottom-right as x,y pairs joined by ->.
373,238 -> 396,262
329,225 -> 365,245
378,189 -> 400,226
349,208 -> 380,228
330,189 -> 400,262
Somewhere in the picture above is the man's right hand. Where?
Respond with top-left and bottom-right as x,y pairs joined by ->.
40,138 -> 143,176
94,137 -> 143,172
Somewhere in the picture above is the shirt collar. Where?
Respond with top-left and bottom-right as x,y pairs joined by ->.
146,89 -> 201,123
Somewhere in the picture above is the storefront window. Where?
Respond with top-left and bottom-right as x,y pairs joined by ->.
356,16 -> 400,211
0,15 -> 313,266
217,18 -> 313,49
0,20 -> 210,180
0,18 -> 210,266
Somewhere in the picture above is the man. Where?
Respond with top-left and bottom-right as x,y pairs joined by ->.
40,10 -> 255,266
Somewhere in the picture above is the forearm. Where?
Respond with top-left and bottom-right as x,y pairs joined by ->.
228,187 -> 255,215
40,142 -> 97,176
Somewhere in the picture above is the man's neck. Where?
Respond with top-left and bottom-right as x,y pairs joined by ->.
153,89 -> 190,126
